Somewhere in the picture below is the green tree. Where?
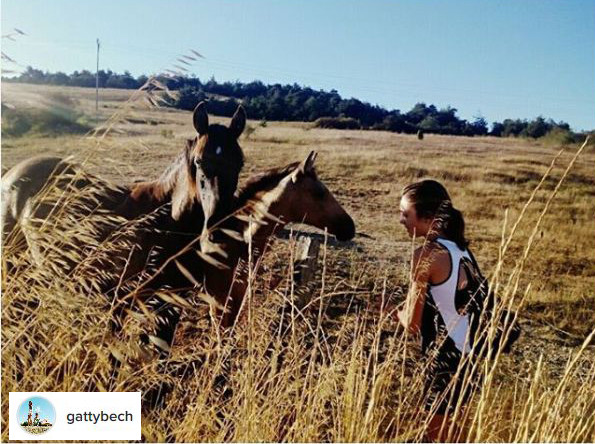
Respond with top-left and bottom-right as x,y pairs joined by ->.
524,116 -> 549,138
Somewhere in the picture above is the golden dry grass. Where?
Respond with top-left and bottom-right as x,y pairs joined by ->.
1,82 -> 594,442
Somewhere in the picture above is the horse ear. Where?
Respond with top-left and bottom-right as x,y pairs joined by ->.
304,151 -> 317,172
298,151 -> 317,174
292,151 -> 317,183
193,101 -> 209,135
229,105 -> 246,139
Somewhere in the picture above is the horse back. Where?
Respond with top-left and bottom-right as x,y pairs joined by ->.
1,156 -> 75,242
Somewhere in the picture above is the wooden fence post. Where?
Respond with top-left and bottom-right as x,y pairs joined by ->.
293,234 -> 320,306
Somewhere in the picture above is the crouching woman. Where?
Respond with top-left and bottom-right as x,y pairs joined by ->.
396,179 -> 486,442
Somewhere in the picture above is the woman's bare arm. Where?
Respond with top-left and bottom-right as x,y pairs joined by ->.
397,246 -> 433,334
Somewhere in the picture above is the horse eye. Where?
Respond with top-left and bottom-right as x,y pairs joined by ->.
216,146 -> 222,155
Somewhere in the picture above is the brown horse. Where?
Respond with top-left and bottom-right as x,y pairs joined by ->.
1,100 -> 246,297
141,151 -> 356,345
211,150 -> 355,327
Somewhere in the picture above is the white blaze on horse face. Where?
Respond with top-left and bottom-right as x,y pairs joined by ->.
215,146 -> 222,156
198,167 -> 221,255
196,165 -> 219,225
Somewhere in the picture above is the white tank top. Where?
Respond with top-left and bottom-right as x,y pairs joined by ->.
428,238 -> 472,354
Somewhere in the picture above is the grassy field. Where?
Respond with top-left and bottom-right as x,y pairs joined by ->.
2,82 -> 594,442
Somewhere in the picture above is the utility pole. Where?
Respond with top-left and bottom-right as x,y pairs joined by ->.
95,38 -> 100,123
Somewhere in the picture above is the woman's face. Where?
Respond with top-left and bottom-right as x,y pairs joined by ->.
399,195 -> 432,238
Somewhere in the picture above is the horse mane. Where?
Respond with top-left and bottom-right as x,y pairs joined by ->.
155,145 -> 190,193
236,161 -> 318,208
129,145 -> 189,202
236,162 -> 297,207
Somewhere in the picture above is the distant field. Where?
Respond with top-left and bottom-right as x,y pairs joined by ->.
2,82 -> 594,442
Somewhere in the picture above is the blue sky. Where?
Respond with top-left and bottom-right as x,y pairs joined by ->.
16,396 -> 56,424
2,0 -> 594,130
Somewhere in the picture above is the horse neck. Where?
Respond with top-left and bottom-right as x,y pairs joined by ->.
240,212 -> 284,255
232,174 -> 294,254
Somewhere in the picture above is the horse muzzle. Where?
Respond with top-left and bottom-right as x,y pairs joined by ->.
333,215 -> 356,242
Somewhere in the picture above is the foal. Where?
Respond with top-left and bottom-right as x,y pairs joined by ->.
208,150 -> 356,327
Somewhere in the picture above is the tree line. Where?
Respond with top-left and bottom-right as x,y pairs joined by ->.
4,66 -> 579,139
